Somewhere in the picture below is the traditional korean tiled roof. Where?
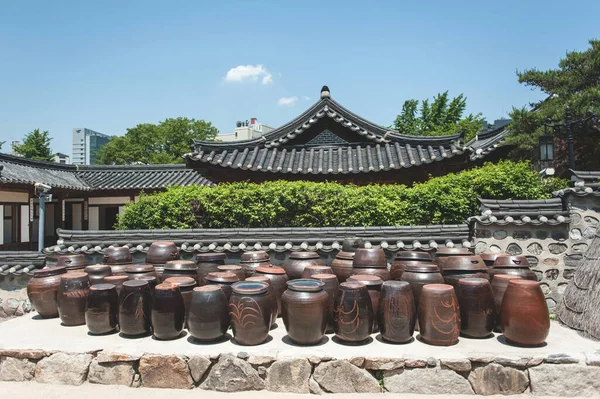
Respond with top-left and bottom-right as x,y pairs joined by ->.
467,125 -> 510,160
553,170 -> 600,198
469,197 -> 570,226
0,251 -> 46,276
0,153 -> 213,191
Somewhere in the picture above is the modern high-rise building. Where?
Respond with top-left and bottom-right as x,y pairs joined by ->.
72,128 -> 111,165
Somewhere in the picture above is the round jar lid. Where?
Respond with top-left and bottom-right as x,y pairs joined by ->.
348,274 -> 383,286
403,264 -> 440,273
104,275 -> 129,284
393,251 -> 432,262
339,281 -> 366,290
90,283 -> 115,291
286,279 -> 324,292
218,265 -> 243,272
61,272 -> 87,280
241,251 -> 269,262
193,285 -> 222,293
335,251 -> 355,260
311,273 -> 337,281
289,251 -> 320,259
84,264 -> 112,272
164,276 -> 196,288
493,255 -> 531,268
256,266 -> 286,275
442,256 -> 487,271
196,253 -> 227,262
435,248 -> 473,256
205,272 -> 239,283
231,281 -> 268,295
458,278 -> 489,287
33,266 -> 67,277
164,260 -> 197,270
123,279 -> 149,288
125,264 -> 155,273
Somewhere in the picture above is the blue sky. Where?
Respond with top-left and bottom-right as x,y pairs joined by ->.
0,0 -> 598,155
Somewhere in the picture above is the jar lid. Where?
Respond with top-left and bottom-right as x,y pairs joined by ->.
125,265 -> 155,273
196,252 -> 227,262
311,273 -> 337,281
84,264 -> 112,272
382,280 -> 410,289
218,265 -> 243,272
442,256 -> 487,271
403,264 -> 440,273
33,266 -> 67,277
335,251 -> 355,260
493,274 -> 523,282
256,266 -> 286,275
480,252 -> 500,262
435,248 -> 473,256
393,251 -> 431,262
287,279 -> 324,292
155,282 -> 179,292
104,275 -> 129,284
289,251 -> 320,259
205,272 -> 239,283
150,241 -> 177,247
122,280 -> 149,288
508,279 -> 539,288
164,260 -> 197,271
246,276 -> 270,284
339,281 -> 366,290
348,274 -> 383,286
90,283 -> 115,291
56,254 -> 87,266
241,251 -> 269,262
137,275 -> 157,284
61,272 -> 87,280
164,276 -> 197,288
422,283 -> 454,293
458,278 -> 489,287
493,255 -> 531,268
231,281 -> 268,295
193,285 -> 222,293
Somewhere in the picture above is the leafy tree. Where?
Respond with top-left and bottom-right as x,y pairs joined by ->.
393,91 -> 484,141
0,141 -> 5,151
508,39 -> 600,172
12,129 -> 53,161
96,117 -> 218,165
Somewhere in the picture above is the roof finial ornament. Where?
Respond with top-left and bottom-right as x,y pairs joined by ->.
320,85 -> 330,99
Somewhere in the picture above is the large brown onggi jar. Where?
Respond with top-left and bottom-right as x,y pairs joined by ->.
57,272 -> 90,326
310,273 -> 339,333
217,265 -> 246,282
163,276 -> 197,327
27,266 -> 67,318
333,281 -> 373,343
301,265 -> 334,279
146,241 -> 179,265
456,278 -> 495,338
253,266 -> 289,317
102,246 -> 133,268
240,251 -> 270,277
331,251 -> 354,282
84,264 -> 112,286
501,280 -> 550,346
205,272 -> 239,300
283,252 -> 324,280
480,252 -> 500,268
352,248 -> 387,267
137,275 -> 158,294
490,255 -> 537,281
441,255 -> 489,291
246,276 -> 277,327
103,275 -> 129,296
119,280 -> 152,337
491,274 -> 523,319
282,279 -> 329,345
418,284 -> 461,346
400,264 -> 444,318
348,275 -> 383,333
162,260 -> 201,284
390,251 -> 433,280
152,282 -> 185,340
56,254 -> 87,271
378,281 -> 416,343
85,283 -> 118,335
188,285 -> 230,342
229,281 -> 273,346
125,264 -> 158,280
434,247 -> 473,269
196,252 -> 227,278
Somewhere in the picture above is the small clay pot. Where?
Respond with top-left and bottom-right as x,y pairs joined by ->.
301,265 -> 334,279
205,272 -> 239,300
163,276 -> 197,327
282,279 -> 329,345
103,275 -> 129,296
56,254 -> 87,271
491,274 -> 523,316
146,241 -> 179,265
217,265 -> 246,282
239,251 -> 270,277
352,248 -> 387,268
247,276 -> 278,327
400,264 -> 445,314
162,260 -> 201,284
253,266 -> 289,316
283,252 -> 324,280
434,248 -> 473,269
152,282 -> 185,340
188,285 -> 230,342
378,281 -> 416,343
418,284 -> 460,346
196,252 -> 227,278
457,278 -> 495,338
331,251 -> 354,282
490,255 -> 537,281
229,281 -> 273,346
310,273 -> 339,333
57,272 -> 90,326
125,264 -> 158,280
119,280 -> 152,336
84,264 -> 112,286
85,283 -> 118,335
27,266 -> 67,318
501,280 -> 550,346
480,252 -> 499,267
333,281 -> 373,342
348,274 -> 383,333
102,246 -> 133,266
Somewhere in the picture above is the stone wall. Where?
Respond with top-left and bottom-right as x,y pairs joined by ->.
0,275 -> 31,320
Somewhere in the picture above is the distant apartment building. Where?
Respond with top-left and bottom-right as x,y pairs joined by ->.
53,153 -> 70,164
72,128 -> 111,165
217,118 -> 274,142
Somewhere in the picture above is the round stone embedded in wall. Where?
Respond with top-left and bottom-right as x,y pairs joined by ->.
493,230 -> 507,240
569,213 -> 582,224
545,269 -> 559,280
569,229 -> 582,241
572,243 -> 589,253
526,243 -> 543,255
526,256 -> 539,267
533,270 -> 543,282
489,245 -> 502,253
546,298 -> 556,309
583,227 -> 597,239
542,258 -> 559,267
551,231 -> 567,241
584,216 -> 599,226
475,241 -> 488,254
540,283 -> 551,296
513,231 -> 532,241
506,243 -> 523,255
548,243 -> 568,255
563,269 -> 575,280
535,230 -> 549,240
558,283 -> 568,295
476,229 -> 492,238
564,254 -> 583,267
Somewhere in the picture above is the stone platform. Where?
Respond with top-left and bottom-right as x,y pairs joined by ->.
0,314 -> 599,395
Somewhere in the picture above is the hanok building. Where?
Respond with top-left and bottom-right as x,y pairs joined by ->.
185,86 -> 510,185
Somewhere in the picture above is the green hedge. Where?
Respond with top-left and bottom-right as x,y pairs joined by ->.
116,161 -> 568,230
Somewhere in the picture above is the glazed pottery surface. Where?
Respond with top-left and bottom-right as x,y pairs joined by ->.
196,252 -> 227,278
282,279 -> 329,345
253,266 -> 289,316
240,251 -> 270,278
441,256 -> 489,291
119,280 -> 152,336
333,281 -> 373,342
205,272 -> 239,299
490,255 -> 537,281
85,283 -> 118,335
491,274 -> 523,316
480,252 -> 500,267
390,259 -> 436,280
283,252 -> 324,280
137,275 -> 158,293
102,246 -> 133,265
301,265 -> 334,279
378,281 -> 416,343
146,241 -> 179,265
400,264 -> 445,313
217,265 -> 246,282
125,264 -> 158,280
57,272 -> 90,326
351,266 -> 390,281
162,260 -> 201,284
109,264 -> 129,276
342,237 -> 365,252
457,278 -> 495,338
27,266 -> 67,318
84,264 -> 113,286
310,273 -> 339,333
393,251 -> 432,262
163,276 -> 197,326
188,286 -> 230,341
246,276 -> 278,327
103,275 -> 129,296
331,251 -> 354,282
56,254 -> 87,271
418,284 -> 461,346
348,275 -> 383,333
434,248 -> 473,269
229,281 -> 272,346
501,280 -> 550,346
352,248 -> 387,268
152,283 -> 185,340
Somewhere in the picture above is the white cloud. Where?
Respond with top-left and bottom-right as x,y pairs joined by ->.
225,64 -> 273,84
278,96 -> 298,106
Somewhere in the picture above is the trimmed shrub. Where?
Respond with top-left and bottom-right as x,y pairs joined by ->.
116,161 -> 568,230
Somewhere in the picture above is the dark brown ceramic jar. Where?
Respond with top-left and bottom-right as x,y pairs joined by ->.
125,264 -> 158,280
434,247 -> 473,269
348,275 -> 383,333
378,280 -> 416,343
456,278 -> 495,338
390,251 -> 433,280
152,282 -> 185,340
331,251 -> 354,282
301,265 -> 334,279
138,275 -> 158,294
102,246 -> 133,268
56,254 -> 87,271
163,276 -> 197,326
310,273 -> 339,333
119,280 -> 152,336
57,272 -> 90,326
418,284 -> 461,346
85,283 -> 118,335
400,264 -> 445,314
27,266 -> 67,318
217,265 -> 246,282
480,252 -> 499,268
196,252 -> 227,278
188,285 -> 230,342
103,275 -> 129,296
229,281 -> 273,346
490,255 -> 537,281
352,248 -> 387,267
501,280 -> 550,346
333,281 -> 373,342
246,276 -> 278,327
283,252 -> 324,280
146,241 -> 179,265
84,264 -> 112,286
162,260 -> 201,284
282,279 -> 329,345
253,266 -> 289,316
491,274 -> 523,317
205,272 -> 239,300
240,251 -> 271,277
441,256 -> 490,291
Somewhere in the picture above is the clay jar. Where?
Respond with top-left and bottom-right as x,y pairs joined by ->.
378,281 -> 416,343
501,280 -> 550,346
102,246 -> 133,274
27,266 -> 67,318
196,253 -> 227,278
310,273 -> 339,333
390,251 -> 432,280
119,280 -> 152,336
282,279 -> 329,345
125,264 -> 158,280
56,254 -> 87,271
283,252 -> 324,280
84,264 -> 112,286
188,285 -> 230,342
456,278 -> 495,338
103,275 -> 129,296
491,274 -> 523,317
331,251 -> 354,282
434,248 -> 473,269
247,276 -> 278,327
480,252 -> 499,268
333,281 -> 373,342
490,255 -> 537,281
162,260 -> 201,284
441,256 -> 489,291
217,265 -> 246,282
85,283 -> 118,335
138,275 -> 158,294
253,266 -> 289,317
146,241 -> 179,265
163,276 -> 197,326
351,248 -> 390,281
400,264 -> 445,314
205,272 -> 239,300
301,265 -> 334,279
240,251 -> 271,277
57,272 -> 90,326
348,275 -> 383,333
229,281 -> 273,346
152,282 -> 185,340
418,284 -> 460,346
